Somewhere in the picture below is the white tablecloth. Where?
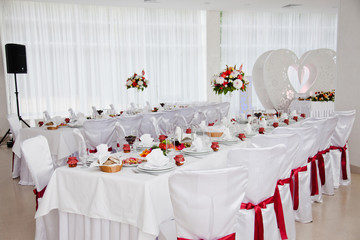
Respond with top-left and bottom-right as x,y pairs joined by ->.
35,140 -> 248,240
289,100 -> 334,118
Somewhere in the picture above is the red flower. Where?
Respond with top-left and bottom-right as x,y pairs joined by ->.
132,82 -> 137,87
221,73 -> 227,78
223,81 -> 227,86
134,73 -> 137,77
142,70 -> 145,75
220,87 -> 223,89
238,74 -> 243,80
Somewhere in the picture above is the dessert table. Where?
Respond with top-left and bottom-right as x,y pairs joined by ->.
35,140 -> 248,240
289,100 -> 334,118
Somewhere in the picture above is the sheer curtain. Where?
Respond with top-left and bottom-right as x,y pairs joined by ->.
1,1 -> 206,119
221,11 -> 338,116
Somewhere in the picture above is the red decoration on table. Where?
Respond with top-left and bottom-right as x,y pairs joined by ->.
67,156 -> 78,168
38,121 -> 44,127
272,122 -> 279,128
174,154 -> 185,166
159,135 -> 167,142
284,119 -> 289,125
123,144 -> 131,153
208,123 -> 215,126
186,128 -> 192,134
238,133 -> 246,141
300,113 -> 306,118
258,127 -> 265,134
211,142 -> 219,152
65,118 -> 70,123
293,116 -> 298,122
247,114 -> 252,118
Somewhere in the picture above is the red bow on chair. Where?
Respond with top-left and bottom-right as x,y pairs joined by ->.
308,156 -> 319,196
177,232 -> 235,240
316,148 -> 331,186
330,144 -> 348,180
33,186 -> 47,210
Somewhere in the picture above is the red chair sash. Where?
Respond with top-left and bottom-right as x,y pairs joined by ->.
177,232 -> 235,240
330,144 -> 348,180
33,186 -> 47,210
274,181 -> 289,240
290,166 -> 307,210
316,148 -> 330,186
308,156 -> 319,196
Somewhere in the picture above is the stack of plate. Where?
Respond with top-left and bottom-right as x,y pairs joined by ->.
136,162 -> 176,173
182,148 -> 213,156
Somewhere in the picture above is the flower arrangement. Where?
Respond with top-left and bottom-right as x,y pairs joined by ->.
211,65 -> 249,95
139,141 -> 185,157
126,70 -> 149,91
301,90 -> 335,102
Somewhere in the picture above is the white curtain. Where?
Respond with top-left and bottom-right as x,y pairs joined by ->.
1,1 -> 206,119
221,11 -> 338,116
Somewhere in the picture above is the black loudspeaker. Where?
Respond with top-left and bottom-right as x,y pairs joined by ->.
5,43 -> 27,74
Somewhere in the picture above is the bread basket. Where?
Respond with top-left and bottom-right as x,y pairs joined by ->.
99,163 -> 123,173
206,132 -> 223,138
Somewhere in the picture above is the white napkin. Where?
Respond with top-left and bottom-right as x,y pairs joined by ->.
273,116 -> 279,123
221,117 -> 230,127
175,126 -> 182,141
89,144 -> 111,167
199,120 -> 206,130
222,128 -> 234,140
68,108 -> 76,120
260,118 -> 267,128
140,134 -> 154,147
52,116 -> 64,125
145,149 -> 169,169
290,110 -> 298,117
191,137 -> 205,152
282,113 -> 289,120
43,111 -> 51,122
244,123 -> 252,135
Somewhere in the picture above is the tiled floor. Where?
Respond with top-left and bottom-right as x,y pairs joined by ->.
0,143 -> 359,239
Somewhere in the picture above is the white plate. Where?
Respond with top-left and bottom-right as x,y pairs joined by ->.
182,148 -> 213,156
136,166 -> 176,174
138,161 -> 175,172
218,139 -> 239,145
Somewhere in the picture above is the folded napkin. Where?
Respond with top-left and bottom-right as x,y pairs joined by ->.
221,117 -> 230,127
273,116 -> 279,123
282,113 -> 289,120
175,126 -> 182,141
145,149 -> 169,169
199,120 -> 207,130
222,127 -> 235,140
90,144 -> 111,167
140,134 -> 154,147
190,137 -> 204,152
290,110 -> 298,117
43,111 -> 51,122
260,118 -> 267,128
244,123 -> 253,135
68,108 -> 77,120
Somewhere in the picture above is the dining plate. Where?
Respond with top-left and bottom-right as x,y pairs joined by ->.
137,161 -> 176,172
218,138 -> 239,145
182,148 -> 213,156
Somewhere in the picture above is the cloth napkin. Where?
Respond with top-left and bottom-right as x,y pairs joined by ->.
244,123 -> 253,135
282,113 -> 289,120
222,127 -> 235,140
273,116 -> 279,123
140,134 -> 154,147
290,110 -> 298,117
145,149 -> 169,169
89,144 -> 111,167
260,118 -> 267,128
221,117 -> 230,127
191,137 -> 205,152
175,126 -> 182,141
199,120 -> 207,130
68,108 -> 77,120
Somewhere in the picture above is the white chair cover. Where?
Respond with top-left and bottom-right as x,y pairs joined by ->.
218,102 -> 230,120
271,125 -> 316,223
250,133 -> 301,240
7,114 -> 22,179
203,106 -> 221,125
82,118 -> 117,151
330,110 -> 356,187
43,111 -> 52,122
92,106 -> 100,118
68,108 -> 77,120
21,135 -> 54,193
138,113 -> 162,139
110,104 -> 116,115
227,145 -> 286,240
116,115 -> 143,136
179,108 -> 195,126
72,129 -> 88,165
169,167 -> 248,239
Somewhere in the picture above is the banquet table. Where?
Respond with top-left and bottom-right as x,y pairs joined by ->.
289,100 -> 334,118
35,137 -> 249,240
12,102 -> 230,185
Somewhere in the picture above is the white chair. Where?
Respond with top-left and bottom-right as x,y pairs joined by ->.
91,106 -> 100,118
115,122 -> 127,150
330,110 -> 356,187
138,113 -> 162,139
109,104 -> 116,115
250,133 -> 301,240
82,118 -> 117,152
169,167 -> 248,239
227,145 -> 287,240
7,114 -> 22,178
116,114 -> 143,137
271,125 -> 317,223
72,129 -> 88,165
43,111 -> 51,122
21,135 -> 54,210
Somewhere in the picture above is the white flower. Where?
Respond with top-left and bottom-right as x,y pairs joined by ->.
225,84 -> 228,87
230,71 -> 239,78
126,80 -> 132,86
216,77 -> 225,85
233,79 -> 244,89
138,80 -> 144,86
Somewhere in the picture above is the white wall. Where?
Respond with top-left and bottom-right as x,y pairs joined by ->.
206,11 -> 221,103
336,0 -> 360,168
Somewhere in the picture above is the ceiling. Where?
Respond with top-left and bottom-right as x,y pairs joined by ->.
24,0 -> 340,12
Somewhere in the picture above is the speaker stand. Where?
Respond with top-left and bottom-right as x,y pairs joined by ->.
0,73 -> 30,145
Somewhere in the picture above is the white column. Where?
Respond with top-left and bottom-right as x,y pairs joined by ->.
336,0 -> 360,168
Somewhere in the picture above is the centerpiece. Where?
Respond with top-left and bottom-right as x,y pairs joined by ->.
126,70 -> 149,91
211,65 -> 249,95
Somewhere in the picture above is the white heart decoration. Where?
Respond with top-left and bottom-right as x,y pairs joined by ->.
252,48 -> 336,111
